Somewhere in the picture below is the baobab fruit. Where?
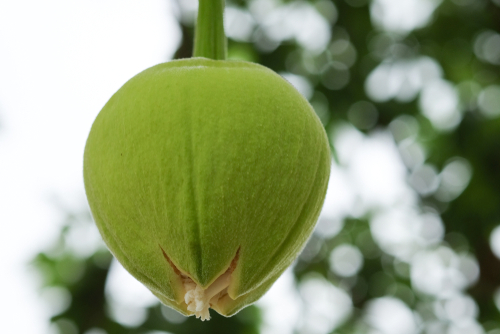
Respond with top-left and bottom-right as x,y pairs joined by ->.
83,58 -> 330,320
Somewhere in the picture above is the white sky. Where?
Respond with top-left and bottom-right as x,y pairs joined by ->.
0,1 -> 180,332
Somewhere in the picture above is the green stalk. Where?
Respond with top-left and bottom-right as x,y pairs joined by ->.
193,0 -> 227,60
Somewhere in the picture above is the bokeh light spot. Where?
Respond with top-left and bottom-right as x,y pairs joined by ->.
315,0 -> 338,24
225,6 -> 255,42
161,305 -> 187,324
398,138 -> 426,170
411,247 -> 479,298
347,101 -> 378,130
329,244 -> 364,277
321,62 -> 350,90
456,80 -> 482,111
408,164 -> 440,196
64,220 -> 105,258
40,286 -> 72,316
366,57 -> 442,102
51,319 -> 79,334
371,209 -> 444,261
494,287 -> 500,312
364,297 -> 419,334
329,39 -> 357,68
258,269 -> 301,334
435,157 -> 472,202
370,0 -> 442,34
489,226 -> 500,260
419,79 -> 461,131
474,30 -> 500,65
253,0 -> 331,53
389,115 -> 420,143
84,329 -> 108,334
299,276 -> 352,333
105,260 -> 158,327
443,294 -> 478,322
478,85 -> 500,118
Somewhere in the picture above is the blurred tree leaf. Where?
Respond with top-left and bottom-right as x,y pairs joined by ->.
33,0 -> 500,333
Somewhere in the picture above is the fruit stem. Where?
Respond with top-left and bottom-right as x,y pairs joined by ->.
193,0 -> 227,60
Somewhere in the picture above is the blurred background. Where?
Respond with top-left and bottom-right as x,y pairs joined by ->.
1,0 -> 500,333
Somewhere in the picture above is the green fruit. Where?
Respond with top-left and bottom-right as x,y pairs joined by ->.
83,57 -> 330,320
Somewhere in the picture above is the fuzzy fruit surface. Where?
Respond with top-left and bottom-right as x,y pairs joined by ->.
84,57 -> 331,317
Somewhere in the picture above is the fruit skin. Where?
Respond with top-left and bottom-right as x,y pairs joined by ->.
84,57 -> 331,316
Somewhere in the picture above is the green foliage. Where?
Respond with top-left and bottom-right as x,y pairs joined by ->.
33,0 -> 500,333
